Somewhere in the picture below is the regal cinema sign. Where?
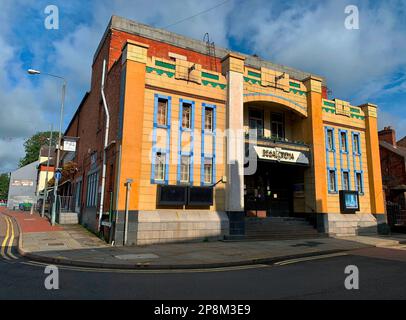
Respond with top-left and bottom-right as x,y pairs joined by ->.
254,146 -> 309,165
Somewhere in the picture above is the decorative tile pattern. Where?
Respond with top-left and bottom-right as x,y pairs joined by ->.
146,66 -> 175,78
202,79 -> 226,90
243,76 -> 261,85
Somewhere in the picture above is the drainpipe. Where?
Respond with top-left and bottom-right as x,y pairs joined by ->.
98,59 -> 110,232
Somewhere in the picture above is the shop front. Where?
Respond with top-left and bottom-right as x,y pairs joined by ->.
244,142 -> 310,218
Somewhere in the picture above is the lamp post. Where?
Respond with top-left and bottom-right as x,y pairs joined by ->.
41,126 -> 53,218
28,69 -> 66,226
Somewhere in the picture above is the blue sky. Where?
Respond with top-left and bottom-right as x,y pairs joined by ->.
0,0 -> 406,172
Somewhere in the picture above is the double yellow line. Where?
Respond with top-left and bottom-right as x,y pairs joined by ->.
1,215 -> 18,260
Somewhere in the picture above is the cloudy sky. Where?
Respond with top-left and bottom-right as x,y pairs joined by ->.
0,0 -> 405,173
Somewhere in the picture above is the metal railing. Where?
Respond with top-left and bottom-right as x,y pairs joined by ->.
58,196 -> 74,213
387,202 -> 406,227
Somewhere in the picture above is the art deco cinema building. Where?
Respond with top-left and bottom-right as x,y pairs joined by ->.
62,16 -> 385,245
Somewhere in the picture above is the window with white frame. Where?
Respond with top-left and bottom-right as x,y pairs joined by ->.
249,109 -> 264,137
327,128 -> 334,151
204,108 -> 213,131
180,155 -> 191,183
182,103 -> 192,129
204,158 -> 213,184
340,131 -> 348,152
342,171 -> 350,191
328,169 -> 337,193
271,112 -> 285,139
154,152 -> 166,181
353,133 -> 361,154
356,172 -> 363,193
157,98 -> 168,126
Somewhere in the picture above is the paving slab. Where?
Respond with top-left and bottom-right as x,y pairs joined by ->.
2,207 -> 406,269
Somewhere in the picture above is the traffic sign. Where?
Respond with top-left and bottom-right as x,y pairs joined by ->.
55,171 -> 62,181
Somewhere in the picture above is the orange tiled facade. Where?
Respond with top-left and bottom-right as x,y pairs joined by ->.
62,16 -> 385,245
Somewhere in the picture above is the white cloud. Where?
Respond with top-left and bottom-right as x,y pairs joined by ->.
378,109 -> 406,139
0,0 -> 405,172
227,0 -> 406,101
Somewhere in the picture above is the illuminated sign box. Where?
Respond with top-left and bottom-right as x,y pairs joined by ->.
253,146 -> 309,165
339,190 -> 360,213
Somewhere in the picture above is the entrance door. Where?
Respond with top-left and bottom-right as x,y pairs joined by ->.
244,161 -> 304,217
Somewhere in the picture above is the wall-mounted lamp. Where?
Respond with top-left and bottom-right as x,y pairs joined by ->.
213,176 -> 227,187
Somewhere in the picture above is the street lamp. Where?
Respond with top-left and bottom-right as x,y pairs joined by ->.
28,68 -> 66,226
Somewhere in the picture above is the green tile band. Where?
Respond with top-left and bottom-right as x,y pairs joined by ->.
289,82 -> 301,88
323,101 -> 336,108
350,107 -> 361,114
202,72 -> 219,80
155,60 -> 176,70
247,70 -> 261,79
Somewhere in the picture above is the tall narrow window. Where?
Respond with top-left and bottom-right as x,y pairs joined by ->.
356,172 -> 363,193
180,155 -> 190,183
154,152 -> 165,181
204,158 -> 213,184
271,113 -> 285,139
329,169 -> 337,192
182,103 -> 192,129
204,108 -> 213,131
157,98 -> 168,126
342,171 -> 350,190
353,134 -> 361,154
340,131 -> 348,152
249,109 -> 264,137
86,172 -> 99,207
327,129 -> 334,151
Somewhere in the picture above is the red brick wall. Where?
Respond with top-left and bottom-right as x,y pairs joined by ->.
107,29 -> 222,72
397,136 -> 406,148
378,127 -> 396,146
322,86 -> 328,99
380,146 -> 406,188
64,30 -> 122,228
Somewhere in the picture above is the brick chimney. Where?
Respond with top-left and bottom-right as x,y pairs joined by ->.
378,126 -> 396,146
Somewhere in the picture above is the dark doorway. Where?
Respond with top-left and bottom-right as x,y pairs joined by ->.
244,160 -> 305,217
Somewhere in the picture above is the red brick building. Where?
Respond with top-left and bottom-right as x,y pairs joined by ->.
378,126 -> 406,226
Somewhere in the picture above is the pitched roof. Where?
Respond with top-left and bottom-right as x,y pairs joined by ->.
380,140 -> 406,158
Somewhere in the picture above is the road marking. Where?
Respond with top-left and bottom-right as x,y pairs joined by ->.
6,216 -> 18,260
1,216 -> 11,260
22,260 -> 270,274
274,252 -> 349,266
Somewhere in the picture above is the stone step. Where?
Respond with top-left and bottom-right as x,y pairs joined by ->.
58,212 -> 79,225
245,222 -> 309,225
246,232 -> 319,237
246,223 -> 313,229
244,234 -> 326,240
243,215 -> 320,240
245,217 -> 307,222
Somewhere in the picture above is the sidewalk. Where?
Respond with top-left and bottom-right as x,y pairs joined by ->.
2,207 -> 406,269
